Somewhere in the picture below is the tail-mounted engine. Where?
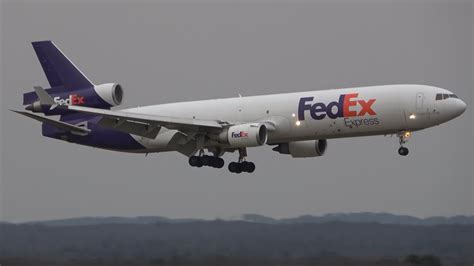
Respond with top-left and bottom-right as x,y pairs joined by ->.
93,83 -> 124,107
24,83 -> 124,115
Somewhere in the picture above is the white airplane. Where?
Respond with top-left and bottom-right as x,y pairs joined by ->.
15,41 -> 467,173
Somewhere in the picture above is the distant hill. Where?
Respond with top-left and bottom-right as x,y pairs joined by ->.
22,216 -> 200,226
241,212 -> 474,225
16,212 -> 474,226
1,221 -> 473,260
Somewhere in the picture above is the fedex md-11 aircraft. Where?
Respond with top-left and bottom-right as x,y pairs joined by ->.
15,41 -> 467,173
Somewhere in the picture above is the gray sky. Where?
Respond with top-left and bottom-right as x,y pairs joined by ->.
1,0 -> 472,223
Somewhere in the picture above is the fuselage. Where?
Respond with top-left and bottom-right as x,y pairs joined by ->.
20,41 -> 468,173
119,84 -> 465,152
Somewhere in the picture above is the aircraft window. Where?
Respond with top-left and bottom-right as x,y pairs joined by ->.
435,93 -> 458,100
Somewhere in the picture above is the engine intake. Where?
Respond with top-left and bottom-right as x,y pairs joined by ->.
218,123 -> 268,147
273,139 -> 327,158
94,83 -> 123,106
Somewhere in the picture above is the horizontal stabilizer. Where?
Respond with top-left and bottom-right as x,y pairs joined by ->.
11,110 -> 90,136
32,86 -> 59,110
33,86 -> 54,105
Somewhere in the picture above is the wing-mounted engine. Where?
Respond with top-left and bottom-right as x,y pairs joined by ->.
217,123 -> 268,148
273,139 -> 327,158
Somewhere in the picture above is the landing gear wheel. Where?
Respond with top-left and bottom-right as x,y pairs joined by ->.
227,148 -> 256,173
213,157 -> 225,168
201,155 -> 212,166
398,147 -> 409,156
241,161 -> 255,173
228,162 -> 242,173
189,153 -> 225,169
228,161 -> 256,173
188,156 -> 203,167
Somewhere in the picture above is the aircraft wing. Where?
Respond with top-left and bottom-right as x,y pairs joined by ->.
66,105 -> 224,137
27,86 -> 226,139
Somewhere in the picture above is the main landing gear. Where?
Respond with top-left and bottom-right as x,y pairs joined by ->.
228,161 -> 255,174
188,148 -> 256,173
228,148 -> 255,174
397,131 -> 411,156
188,153 -> 225,168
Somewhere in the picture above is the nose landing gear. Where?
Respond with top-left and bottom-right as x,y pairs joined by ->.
397,131 -> 411,156
398,146 -> 409,156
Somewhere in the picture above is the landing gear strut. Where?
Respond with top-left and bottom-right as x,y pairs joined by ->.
397,131 -> 411,156
228,148 -> 256,174
188,150 -> 225,168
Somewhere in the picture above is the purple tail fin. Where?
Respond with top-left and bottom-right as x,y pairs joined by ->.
23,41 -> 122,114
32,40 -> 93,89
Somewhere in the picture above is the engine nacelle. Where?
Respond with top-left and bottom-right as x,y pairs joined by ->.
218,123 -> 268,148
94,83 -> 123,106
273,139 -> 327,158
24,83 -> 124,114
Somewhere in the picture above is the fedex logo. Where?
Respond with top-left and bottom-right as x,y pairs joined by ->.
53,94 -> 85,106
231,131 -> 249,138
298,93 -> 376,121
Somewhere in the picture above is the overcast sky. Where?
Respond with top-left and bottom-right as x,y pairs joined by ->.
1,0 -> 472,222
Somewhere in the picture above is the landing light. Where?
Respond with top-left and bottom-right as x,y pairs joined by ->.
292,113 -> 296,117
409,114 -> 416,120
295,120 -> 301,126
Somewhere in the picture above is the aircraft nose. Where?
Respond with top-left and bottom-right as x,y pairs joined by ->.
450,98 -> 467,117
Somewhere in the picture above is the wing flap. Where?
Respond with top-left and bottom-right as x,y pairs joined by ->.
98,117 -> 161,139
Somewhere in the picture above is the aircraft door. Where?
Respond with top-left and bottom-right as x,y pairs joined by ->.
236,105 -> 245,122
416,93 -> 424,109
406,92 -> 431,129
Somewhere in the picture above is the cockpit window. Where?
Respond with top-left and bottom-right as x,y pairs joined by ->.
436,93 -> 458,100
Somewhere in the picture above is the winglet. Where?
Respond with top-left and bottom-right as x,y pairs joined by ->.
33,86 -> 58,110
